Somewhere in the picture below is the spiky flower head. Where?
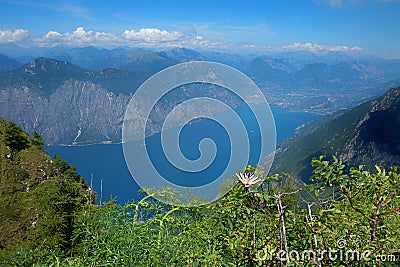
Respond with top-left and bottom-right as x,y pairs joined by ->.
233,172 -> 263,192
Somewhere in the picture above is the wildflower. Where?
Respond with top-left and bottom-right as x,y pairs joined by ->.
233,172 -> 263,191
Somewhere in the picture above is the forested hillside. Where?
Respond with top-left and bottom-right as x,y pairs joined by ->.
0,118 -> 92,264
272,87 -> 400,183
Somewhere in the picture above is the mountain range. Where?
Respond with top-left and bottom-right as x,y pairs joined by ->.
1,46 -> 400,145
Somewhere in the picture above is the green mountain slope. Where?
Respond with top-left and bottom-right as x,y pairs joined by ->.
0,118 -> 91,260
0,57 -> 149,96
272,87 -> 400,182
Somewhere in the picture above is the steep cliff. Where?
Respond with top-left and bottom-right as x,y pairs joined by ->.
0,58 -> 144,144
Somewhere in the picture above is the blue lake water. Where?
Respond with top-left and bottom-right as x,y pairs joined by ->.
44,106 -> 321,204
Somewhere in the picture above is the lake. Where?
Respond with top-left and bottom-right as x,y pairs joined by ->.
44,106 -> 321,204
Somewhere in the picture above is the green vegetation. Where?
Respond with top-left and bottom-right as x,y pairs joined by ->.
273,87 -> 400,183
3,121 -> 30,162
0,118 -> 93,266
0,118 -> 399,266
0,57 -> 147,98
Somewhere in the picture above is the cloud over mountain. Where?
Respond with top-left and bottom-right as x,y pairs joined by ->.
0,27 -> 362,55
282,42 -> 362,54
0,29 -> 29,43
8,27 -> 226,50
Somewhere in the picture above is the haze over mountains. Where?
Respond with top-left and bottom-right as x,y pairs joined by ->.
1,45 -> 400,146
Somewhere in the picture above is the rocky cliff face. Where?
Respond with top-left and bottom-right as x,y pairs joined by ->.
0,57 -> 156,145
342,88 -> 400,167
0,79 -> 130,145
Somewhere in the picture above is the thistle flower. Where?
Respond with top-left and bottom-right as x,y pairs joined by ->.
233,172 -> 263,192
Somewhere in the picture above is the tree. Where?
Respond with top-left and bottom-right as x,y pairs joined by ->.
3,121 -> 29,161
30,131 -> 45,148
0,120 -> 92,266
311,156 -> 400,262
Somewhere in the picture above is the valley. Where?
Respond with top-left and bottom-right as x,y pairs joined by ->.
1,1 -> 400,265
1,46 -> 400,146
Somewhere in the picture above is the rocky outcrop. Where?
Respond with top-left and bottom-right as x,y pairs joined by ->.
0,80 -> 130,145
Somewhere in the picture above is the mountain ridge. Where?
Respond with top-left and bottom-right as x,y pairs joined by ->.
1,51 -> 400,145
0,57 -> 149,97
271,87 -> 400,182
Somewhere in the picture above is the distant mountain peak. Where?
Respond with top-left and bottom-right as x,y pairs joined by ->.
159,47 -> 205,62
25,57 -> 84,71
0,57 -> 90,96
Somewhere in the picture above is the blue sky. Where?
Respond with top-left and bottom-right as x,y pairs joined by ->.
0,0 -> 399,58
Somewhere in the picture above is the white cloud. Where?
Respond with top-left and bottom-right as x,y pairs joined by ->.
281,42 -> 363,53
123,28 -> 184,42
238,42 -> 363,54
350,45 -> 363,51
35,27 -> 118,47
0,27 -> 363,55
240,44 -> 273,50
0,29 -> 29,43
28,27 -> 228,50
